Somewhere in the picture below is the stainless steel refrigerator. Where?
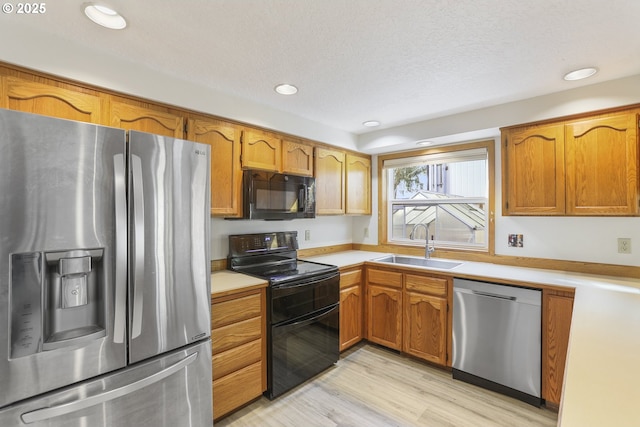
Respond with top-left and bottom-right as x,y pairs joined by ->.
0,109 -> 212,426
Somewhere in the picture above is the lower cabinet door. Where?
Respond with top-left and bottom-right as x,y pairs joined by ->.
213,361 -> 263,419
404,292 -> 447,365
542,291 -> 574,406
340,285 -> 363,351
367,285 -> 402,350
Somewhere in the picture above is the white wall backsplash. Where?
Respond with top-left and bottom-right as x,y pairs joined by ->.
495,216 -> 640,266
211,216 -> 355,260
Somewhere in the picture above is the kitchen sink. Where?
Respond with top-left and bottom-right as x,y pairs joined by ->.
373,255 -> 462,270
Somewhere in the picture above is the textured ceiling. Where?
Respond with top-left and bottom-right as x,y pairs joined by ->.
4,0 -> 640,134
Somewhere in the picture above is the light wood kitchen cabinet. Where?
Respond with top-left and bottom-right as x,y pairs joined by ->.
187,117 -> 242,217
339,267 -> 364,351
346,153 -> 372,215
282,138 -> 314,176
403,274 -> 449,366
211,288 -> 266,420
1,75 -> 104,124
565,112 -> 638,215
315,147 -> 346,215
502,107 -> 640,216
110,99 -> 184,138
366,268 -> 403,350
542,288 -> 574,408
365,265 -> 451,368
241,127 -> 282,171
502,123 -> 565,215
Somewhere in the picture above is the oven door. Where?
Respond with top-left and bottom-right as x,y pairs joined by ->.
270,271 -> 339,325
268,303 -> 339,399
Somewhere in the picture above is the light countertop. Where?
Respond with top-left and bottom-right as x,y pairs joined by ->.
302,250 -> 640,427
213,250 -> 639,426
210,270 -> 267,299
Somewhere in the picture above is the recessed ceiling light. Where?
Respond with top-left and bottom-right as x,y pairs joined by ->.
84,3 -> 127,30
415,140 -> 435,146
563,67 -> 598,81
362,120 -> 380,127
274,84 -> 298,95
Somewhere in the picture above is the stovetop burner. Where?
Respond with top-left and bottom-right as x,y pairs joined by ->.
255,260 -> 337,285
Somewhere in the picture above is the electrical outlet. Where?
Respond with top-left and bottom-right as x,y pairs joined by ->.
304,230 -> 311,241
364,227 -> 369,238
617,238 -> 631,254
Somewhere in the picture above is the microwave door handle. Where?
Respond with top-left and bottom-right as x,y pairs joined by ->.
298,184 -> 305,212
131,154 -> 145,339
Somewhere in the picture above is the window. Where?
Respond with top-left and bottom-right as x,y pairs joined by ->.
381,142 -> 493,252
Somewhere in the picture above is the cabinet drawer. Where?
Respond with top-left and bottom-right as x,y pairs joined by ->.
212,316 -> 262,354
340,269 -> 362,289
211,292 -> 261,329
367,268 -> 402,289
405,274 -> 447,297
213,361 -> 263,419
212,338 -> 262,380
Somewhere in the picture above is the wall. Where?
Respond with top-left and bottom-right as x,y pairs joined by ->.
0,21 -> 361,262
358,74 -> 640,154
0,20 -> 358,151
360,136 -> 640,268
210,216 -> 354,260
357,75 -> 640,268
3,20 -> 639,267
493,140 -> 640,267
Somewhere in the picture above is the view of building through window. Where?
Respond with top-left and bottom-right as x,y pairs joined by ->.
385,147 -> 488,250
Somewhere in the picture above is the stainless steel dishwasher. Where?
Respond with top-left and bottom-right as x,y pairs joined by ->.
452,278 -> 542,406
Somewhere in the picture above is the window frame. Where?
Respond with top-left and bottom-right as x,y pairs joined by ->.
377,140 -> 495,256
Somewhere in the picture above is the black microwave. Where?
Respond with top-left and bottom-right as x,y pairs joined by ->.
240,170 -> 316,220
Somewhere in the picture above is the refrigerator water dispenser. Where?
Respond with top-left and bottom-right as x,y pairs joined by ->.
41,249 -> 107,351
59,256 -> 90,308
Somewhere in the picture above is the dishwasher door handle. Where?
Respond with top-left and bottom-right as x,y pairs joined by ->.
471,290 -> 517,301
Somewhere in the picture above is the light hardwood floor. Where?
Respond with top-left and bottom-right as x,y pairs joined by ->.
217,343 -> 558,426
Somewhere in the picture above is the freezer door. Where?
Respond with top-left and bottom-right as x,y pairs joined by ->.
0,109 -> 128,408
128,131 -> 211,363
0,341 -> 213,427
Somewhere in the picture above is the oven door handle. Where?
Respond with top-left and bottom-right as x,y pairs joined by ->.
273,304 -> 338,334
272,272 -> 338,291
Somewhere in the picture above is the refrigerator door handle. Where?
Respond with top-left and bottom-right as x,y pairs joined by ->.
130,154 -> 145,339
20,352 -> 200,424
113,153 -> 127,344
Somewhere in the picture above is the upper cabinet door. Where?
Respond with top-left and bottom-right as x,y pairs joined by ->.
110,100 -> 184,138
565,113 -> 638,215
2,76 -> 104,124
241,128 -> 282,172
315,147 -> 346,215
502,124 -> 565,215
187,118 -> 242,217
282,139 -> 313,176
346,153 -> 371,215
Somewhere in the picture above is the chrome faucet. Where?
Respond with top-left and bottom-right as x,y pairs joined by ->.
410,223 -> 434,259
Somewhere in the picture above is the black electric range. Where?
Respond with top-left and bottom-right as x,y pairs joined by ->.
227,231 -> 340,399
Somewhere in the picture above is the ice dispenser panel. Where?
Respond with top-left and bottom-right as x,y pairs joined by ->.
10,249 -> 108,357
42,249 -> 106,351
